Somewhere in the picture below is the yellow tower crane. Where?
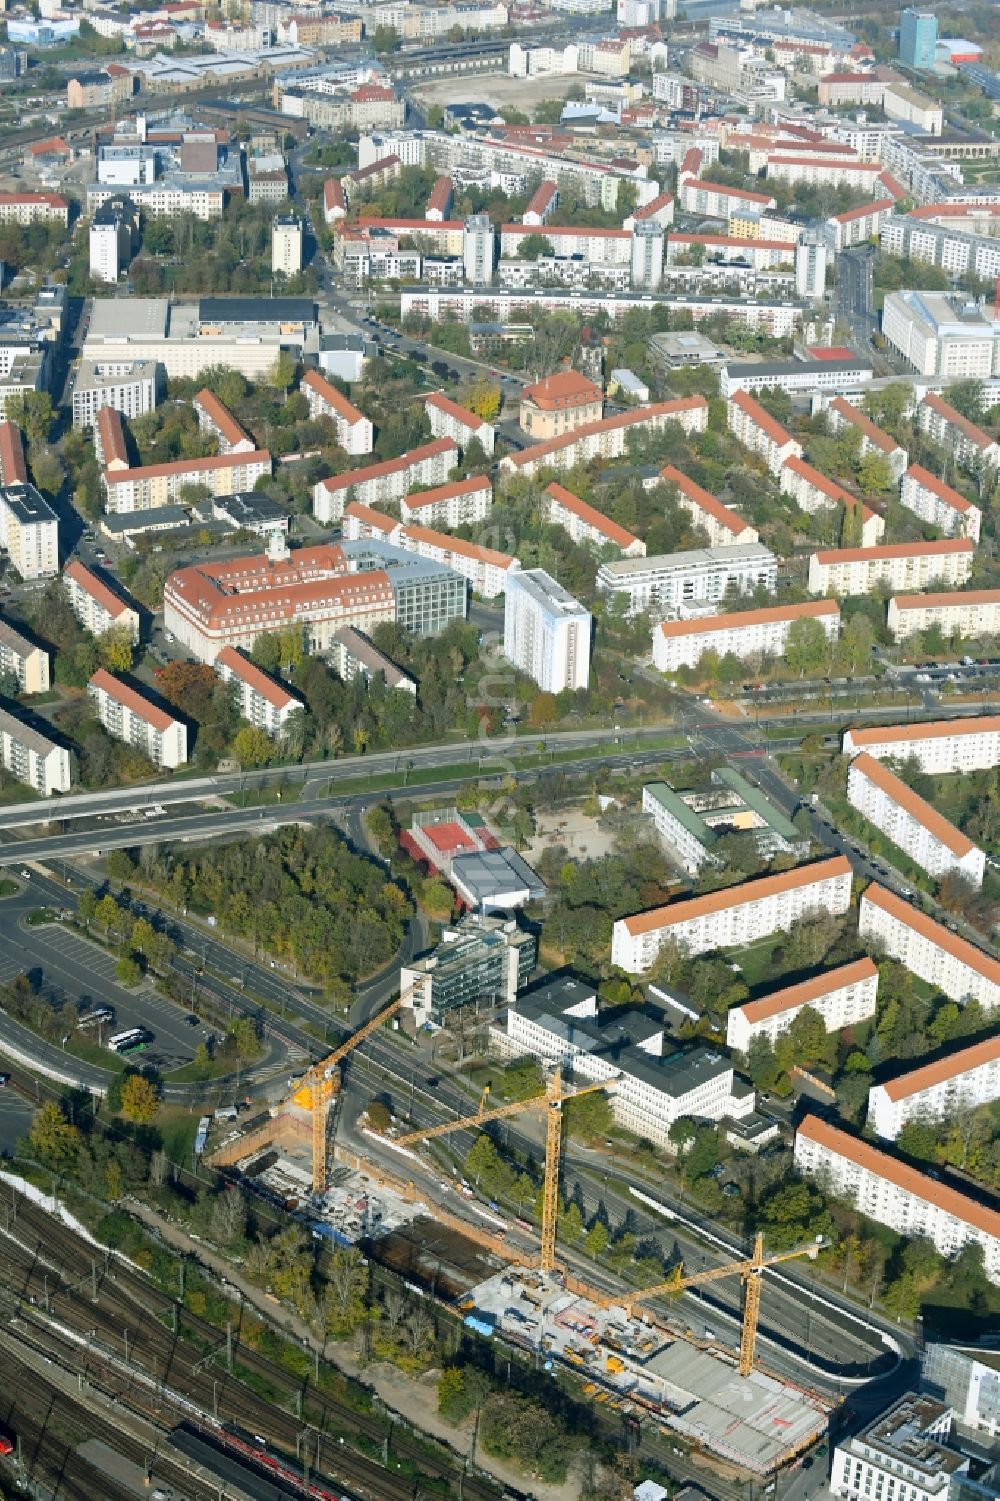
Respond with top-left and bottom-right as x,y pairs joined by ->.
602,1232 -> 825,1377
396,1067 -> 617,1274
293,994 -> 408,1196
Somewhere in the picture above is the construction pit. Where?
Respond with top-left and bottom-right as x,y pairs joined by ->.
463,1269 -> 833,1476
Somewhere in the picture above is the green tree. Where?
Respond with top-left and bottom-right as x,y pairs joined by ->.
563,1089 -> 613,1141
269,352 -> 298,392
28,1102 -> 81,1170
857,453 -> 892,496
786,614 -> 830,677
230,724 -> 274,769
683,1125 -> 720,1183
838,612 -> 875,674
897,1119 -> 938,1160
119,1073 -> 159,1124
372,22 -> 399,50
668,1116 -> 697,1154
585,1219 -> 609,1259
518,234 -> 555,261
116,955 -> 142,987
5,391 -> 54,443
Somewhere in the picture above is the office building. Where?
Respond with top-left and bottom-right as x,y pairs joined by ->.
271,215 -> 303,277
214,646 -> 302,737
596,543 -> 777,620
425,392 -> 495,455
88,668 -> 188,769
882,291 -> 1000,379
808,539 -> 974,597
887,589 -> 1000,644
796,1116 -> 1000,1282
726,391 -> 803,477
499,398 -> 708,479
859,883 -> 1000,1011
611,856 -> 853,973
300,370 -> 373,457
503,567 -> 591,692
727,957 -> 878,1055
82,297 -> 316,383
71,361 -> 160,429
63,560 -> 140,644
899,8 -> 938,69
103,449 -> 272,513
843,715 -> 1000,772
921,1343 -> 1000,1438
722,359 -> 873,402
653,599 -> 839,674
0,485 -> 58,580
544,482 -> 645,558
400,912 -> 537,1028
0,618 -> 49,695
870,1034 -> 1000,1141
660,467 -> 758,549
848,752 -> 985,887
0,707 -> 69,795
400,475 -> 492,529
313,438 -> 458,522
900,465 -> 981,542
518,370 -> 603,441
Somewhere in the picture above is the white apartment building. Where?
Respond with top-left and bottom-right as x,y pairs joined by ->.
0,707 -> 69,795
500,399 -> 708,480
63,560 -> 140,644
653,599 -> 840,674
313,439 -> 458,523
827,397 -> 908,482
544,481 -> 645,558
848,752 -> 985,888
869,1034 -> 1000,1142
193,389 -> 254,455
679,177 -> 776,222
660,466 -> 758,549
597,543 -> 777,620
501,224 -> 632,267
795,1115 -> 1000,1282
883,212 -> 1000,286
425,392 -> 495,456
0,485 -> 59,580
843,715 -> 1000,773
808,539 -> 974,597
780,457 -> 855,516
89,204 -> 133,285
900,462 -> 984,539
88,668 -> 188,769
831,1395 -> 967,1501
300,370 -> 373,457
503,567 -> 591,693
611,856 -> 853,973
726,957 -> 879,1054
0,618 -> 48,695
766,156 -> 886,191
399,475 -> 492,529
104,451 -> 272,514
71,361 -> 160,429
859,882 -> 1000,1011
214,646 -> 302,737
887,589 -> 1000,644
0,193 -> 69,228
827,198 -> 897,253
918,392 -> 1000,470
726,391 -> 803,477
396,524 -> 518,601
271,215 -> 303,277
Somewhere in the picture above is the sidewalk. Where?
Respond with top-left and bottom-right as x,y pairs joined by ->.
127,1199 -> 582,1501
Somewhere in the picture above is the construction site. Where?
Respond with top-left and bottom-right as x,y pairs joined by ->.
207,996 -> 837,1479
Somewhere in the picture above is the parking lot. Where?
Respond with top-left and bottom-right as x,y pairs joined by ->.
0,921 -> 215,1072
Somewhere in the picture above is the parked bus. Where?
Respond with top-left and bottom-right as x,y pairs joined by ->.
78,1006 -> 114,1030
107,1028 -> 148,1054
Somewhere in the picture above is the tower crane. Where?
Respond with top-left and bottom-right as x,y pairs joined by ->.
396,1066 -> 617,1273
600,1232 -> 825,1377
293,993 -> 408,1196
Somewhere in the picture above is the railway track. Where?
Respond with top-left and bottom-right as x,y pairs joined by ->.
0,1189 -> 512,1501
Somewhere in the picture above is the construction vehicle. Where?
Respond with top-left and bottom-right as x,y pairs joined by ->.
601,1232 -> 825,1377
395,1065 -> 617,1274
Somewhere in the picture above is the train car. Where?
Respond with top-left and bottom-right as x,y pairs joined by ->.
170,1423 -> 351,1501
0,1427 -> 15,1456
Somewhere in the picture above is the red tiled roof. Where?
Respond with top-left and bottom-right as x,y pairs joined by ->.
425,391 -> 488,430
863,881 -> 1000,987
317,438 -> 457,495
851,752 -> 974,858
621,856 -> 851,937
522,369 -> 603,410
343,501 -> 399,535
797,1113 -> 1000,1240
904,463 -> 974,515
0,192 -> 68,210
194,388 -> 251,448
426,175 -> 452,213
502,223 -> 630,241
65,560 -> 134,622
660,465 -> 751,537
0,422 -> 27,487
891,588 -> 1000,613
400,523 -> 514,569
89,668 -> 175,733
105,450 -> 270,486
738,957 -> 878,1025
215,646 -> 298,710
783,456 -> 853,506
847,715 -> 1000,748
525,181 -> 557,216
506,398 -> 707,468
730,390 -> 797,449
96,408 -> 128,468
767,155 -> 879,170
687,178 -> 774,204
921,392 -> 996,452
829,397 -> 899,454
545,481 -> 639,550
301,368 -> 366,427
831,197 -> 895,224
402,475 -> 490,511
634,192 -> 674,220
880,1033 -> 1000,1102
657,599 -> 838,641
814,538 -> 973,565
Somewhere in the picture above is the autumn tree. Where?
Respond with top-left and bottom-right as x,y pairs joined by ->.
230,724 -> 274,769
119,1073 -> 159,1124
464,379 -> 501,423
28,1102 -> 81,1170
98,624 -> 135,674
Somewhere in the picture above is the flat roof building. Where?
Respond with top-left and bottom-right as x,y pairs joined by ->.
597,543 -> 777,620
401,912 -> 536,1028
504,567 -> 591,693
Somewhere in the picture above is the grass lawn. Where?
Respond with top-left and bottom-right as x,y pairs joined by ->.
732,934 -> 786,992
25,909 -> 58,925
0,879 -> 19,898
156,1107 -> 200,1165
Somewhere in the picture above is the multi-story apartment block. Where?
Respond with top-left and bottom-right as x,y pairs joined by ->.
848,752 -> 985,887
780,456 -> 856,517
843,715 -> 1000,772
0,423 -> 26,488
501,224 -> 631,267
503,567 -> 591,692
795,1115 -> 1000,1281
71,361 -> 160,429
0,485 -> 58,580
400,475 -> 492,529
0,193 -> 69,228
300,370 -> 373,457
103,450 -> 272,514
766,156 -> 887,192
328,626 -> 416,695
900,464 -> 981,541
0,617 -> 48,695
653,599 -> 840,674
808,539 -> 974,597
518,370 -> 603,440
501,398 -> 708,479
425,391 -> 495,456
88,668 -> 188,769
679,178 -> 776,222
869,1034 -> 1000,1141
95,407 -> 129,471
641,781 -> 719,877
826,396 -> 908,482
193,389 -> 254,455
401,912 -> 536,1028
313,439 -> 458,523
887,589 -> 1000,644
859,882 -> 1000,1010
660,466 -> 758,549
63,560 -> 140,644
831,1395 -> 965,1501
89,197 -> 136,285
611,856 -> 853,973
827,198 -> 897,253
397,523 -> 518,601
0,707 -> 69,794
882,290 -> 1000,380
597,543 -> 777,620
726,391 -> 803,476
544,482 -> 645,558
341,503 -> 402,546
214,646 -> 302,737
921,1343 -> 1000,1438
727,957 -> 879,1054
271,215 -> 303,277
918,392 -> 1000,470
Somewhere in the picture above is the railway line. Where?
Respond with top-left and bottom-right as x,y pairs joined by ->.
0,1185 -> 514,1501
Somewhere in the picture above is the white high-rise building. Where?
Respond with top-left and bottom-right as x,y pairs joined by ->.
795,233 -> 828,300
89,198 -> 135,285
463,213 -> 495,286
631,220 -> 664,290
503,567 -> 591,693
271,214 -> 303,276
